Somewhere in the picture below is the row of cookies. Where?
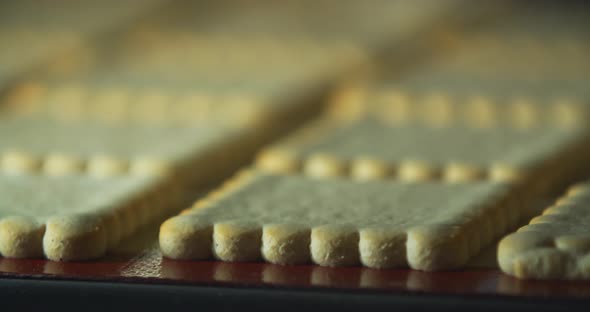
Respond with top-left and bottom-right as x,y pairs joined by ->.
28,0 -> 469,88
256,117 -> 588,184
0,27 -> 331,262
159,4 -> 590,274
126,0 -> 461,50
0,98 -> 262,260
0,0 -> 458,262
399,7 -> 590,279
326,86 -> 588,129
1,81 -> 310,129
0,0 -> 471,176
160,109 -> 589,270
0,12 -> 345,259
0,0 -> 165,88
35,34 -> 371,86
0,86 -> 323,262
499,182 -> 590,280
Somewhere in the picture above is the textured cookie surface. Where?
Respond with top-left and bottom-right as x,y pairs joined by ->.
0,116 -> 231,156
0,174 -> 167,261
161,172 -> 514,270
0,115 -> 245,177
362,89 -> 589,129
256,118 -> 587,182
1,81 -> 312,128
498,182 -> 590,280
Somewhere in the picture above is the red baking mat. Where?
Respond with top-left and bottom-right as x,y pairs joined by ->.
2,241 -> 590,299
1,183 -> 588,299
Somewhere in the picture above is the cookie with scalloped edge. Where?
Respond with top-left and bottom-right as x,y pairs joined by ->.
327,84 -> 590,130
160,171 -> 516,271
0,173 -> 180,261
0,115 -> 252,179
498,181 -> 590,280
256,118 -> 589,186
1,76 -> 324,129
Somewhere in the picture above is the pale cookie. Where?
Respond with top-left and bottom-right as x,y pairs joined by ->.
256,118 -> 588,184
325,82 -> 368,121
499,182 -> 590,280
549,98 -> 588,128
463,95 -> 497,128
419,92 -> 454,127
1,150 -> 41,174
372,89 -> 413,125
343,84 -> 590,130
0,115 -> 243,177
0,174 -> 174,261
161,172 -> 514,271
507,97 -> 538,129
42,153 -> 85,176
6,82 -> 311,129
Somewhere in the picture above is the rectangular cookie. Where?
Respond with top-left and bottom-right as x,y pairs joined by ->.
327,81 -> 590,130
1,80 -> 315,129
256,118 -> 589,186
0,0 -> 164,87
114,33 -> 370,85
365,87 -> 588,129
0,173 -> 176,261
498,182 -> 590,280
0,85 -> 315,263
0,49 -> 326,264
327,7 -> 590,128
5,0 -> 463,113
123,0 -> 459,60
160,171 -> 513,271
0,69 -> 324,182
0,115 -> 249,182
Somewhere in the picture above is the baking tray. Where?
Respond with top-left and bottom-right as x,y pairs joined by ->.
0,178 -> 589,311
1,225 -> 589,311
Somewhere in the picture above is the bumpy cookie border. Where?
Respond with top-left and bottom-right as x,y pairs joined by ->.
255,115 -> 590,189
498,181 -> 590,280
160,170 -> 526,271
0,171 -> 182,261
325,84 -> 590,129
